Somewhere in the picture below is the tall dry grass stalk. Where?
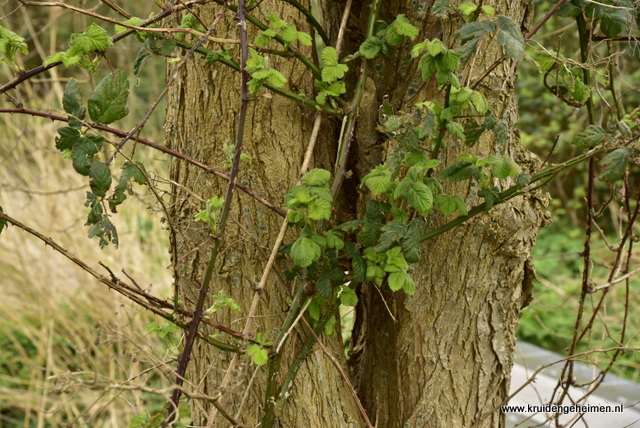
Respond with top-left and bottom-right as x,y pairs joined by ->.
0,3 -> 175,421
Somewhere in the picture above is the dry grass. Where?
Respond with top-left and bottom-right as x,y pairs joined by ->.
0,3 -> 177,421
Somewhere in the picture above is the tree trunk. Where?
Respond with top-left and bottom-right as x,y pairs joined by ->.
165,1 -> 548,427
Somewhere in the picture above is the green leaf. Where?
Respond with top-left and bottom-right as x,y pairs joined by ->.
362,165 -> 392,195
133,39 -> 152,78
88,70 -> 130,124
62,78 -> 86,121
600,9 -> 630,37
281,25 -> 298,43
600,148 -> 632,183
470,91 -> 489,114
324,230 -> 344,250
89,161 -> 112,197
339,285 -> 358,306
431,0 -> 452,17
478,187 -> 500,209
317,277 -> 332,298
359,36 -> 385,59
301,168 -> 331,186
115,16 -> 144,35
267,69 -> 287,87
0,205 -> 7,236
385,246 -> 408,272
464,120 -> 484,147
481,5 -> 496,16
69,23 -> 113,54
391,14 -> 419,40
322,63 -> 349,83
55,127 -> 81,150
440,49 -> 460,72
440,160 -> 477,182
0,25 -> 29,69
388,271 -> 415,294
71,141 -> 100,176
458,2 -> 478,16
287,210 -> 304,224
446,121 -> 464,139
247,344 -> 268,366
490,156 -> 520,179
405,181 -> 433,216
109,162 -> 147,211
307,198 -> 332,220
297,31 -> 313,46
496,16 -> 524,60
266,14 -> 288,29
291,236 -> 322,267
321,46 -> 339,66
572,125 -> 606,148
352,253 -> 367,282
435,194 -> 467,216
377,221 -> 408,252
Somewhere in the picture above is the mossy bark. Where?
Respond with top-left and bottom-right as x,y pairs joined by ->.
165,1 -> 547,427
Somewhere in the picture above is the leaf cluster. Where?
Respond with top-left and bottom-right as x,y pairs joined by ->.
254,14 -> 312,48
55,76 -> 141,247
358,14 -> 419,59
246,48 -> 287,95
44,24 -> 113,72
0,25 -> 29,70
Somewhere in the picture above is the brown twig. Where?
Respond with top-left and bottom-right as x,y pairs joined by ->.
470,0 -> 570,89
0,108 -> 286,217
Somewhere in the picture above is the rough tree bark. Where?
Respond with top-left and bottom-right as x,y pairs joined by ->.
164,0 -> 549,427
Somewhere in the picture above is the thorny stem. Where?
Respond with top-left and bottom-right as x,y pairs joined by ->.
0,108 -> 286,217
282,0 -> 330,46
2,0 -> 212,95
167,0 -> 252,423
470,0 -> 569,89
551,12 -> 597,422
0,211 -> 242,352
109,5 -> 228,162
174,40 -> 338,114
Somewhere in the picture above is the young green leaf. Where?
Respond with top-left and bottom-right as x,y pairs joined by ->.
0,25 -> 28,70
247,343 -> 268,366
435,194 -> 467,216
291,236 -> 322,267
359,36 -> 385,59
339,285 -> 358,306
385,246 -> 409,272
307,198 -> 332,220
88,70 -> 130,124
405,181 -> 434,216
69,23 -> 113,54
458,2 -> 478,17
320,47 -> 348,82
388,271 -> 415,294
301,168 -> 331,186
391,14 -> 419,40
